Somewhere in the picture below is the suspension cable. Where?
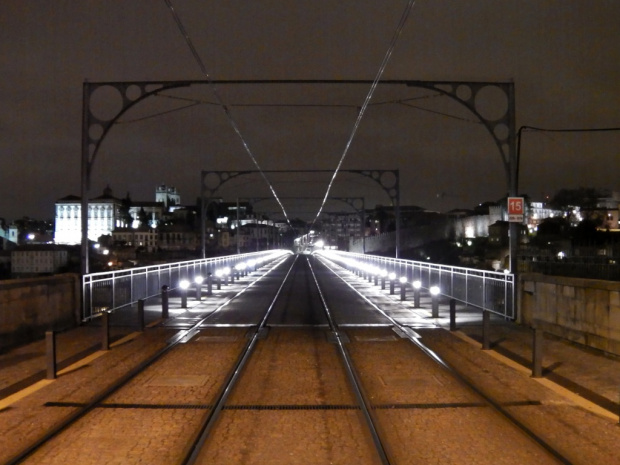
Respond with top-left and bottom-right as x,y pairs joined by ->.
309,0 -> 416,228
162,0 -> 292,225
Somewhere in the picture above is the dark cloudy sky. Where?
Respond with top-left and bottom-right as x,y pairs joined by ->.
1,1 -> 619,222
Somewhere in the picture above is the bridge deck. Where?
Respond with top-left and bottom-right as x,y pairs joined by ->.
1,254 -> 619,463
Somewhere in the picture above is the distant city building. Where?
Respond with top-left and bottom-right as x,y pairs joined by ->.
11,245 -> 69,277
111,227 -> 159,253
594,192 -> 620,229
527,202 -> 563,229
54,185 -> 172,245
155,184 -> 181,209
54,187 -> 125,244
235,223 -> 281,250
157,224 -> 199,251
320,211 -> 363,249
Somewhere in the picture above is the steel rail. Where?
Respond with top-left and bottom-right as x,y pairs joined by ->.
181,254 -> 299,464
5,254 -> 292,465
306,256 -> 393,465
315,254 -> 573,465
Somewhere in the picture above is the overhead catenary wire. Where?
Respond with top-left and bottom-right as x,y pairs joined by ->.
162,0 -> 292,226
310,0 -> 417,229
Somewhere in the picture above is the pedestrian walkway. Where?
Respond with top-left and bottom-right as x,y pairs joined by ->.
2,282 -> 620,423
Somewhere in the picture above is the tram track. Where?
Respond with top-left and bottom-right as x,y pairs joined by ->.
5,252 -> 292,465
5,252 -> 585,464
314,253 -> 573,465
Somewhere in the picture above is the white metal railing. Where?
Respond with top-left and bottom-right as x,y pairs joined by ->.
81,250 -> 291,321
315,250 -> 515,318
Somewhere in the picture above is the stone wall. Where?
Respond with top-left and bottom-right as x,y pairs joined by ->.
0,274 -> 80,351
520,273 -> 620,355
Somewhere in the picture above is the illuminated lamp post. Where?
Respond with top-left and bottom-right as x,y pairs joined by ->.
412,280 -> 422,308
399,276 -> 407,301
389,273 -> 396,295
179,279 -> 190,309
194,276 -> 204,301
380,270 -> 387,290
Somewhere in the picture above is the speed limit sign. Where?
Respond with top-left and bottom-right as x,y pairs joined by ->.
507,197 -> 524,222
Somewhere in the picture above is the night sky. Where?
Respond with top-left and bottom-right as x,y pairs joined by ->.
1,1 -> 619,222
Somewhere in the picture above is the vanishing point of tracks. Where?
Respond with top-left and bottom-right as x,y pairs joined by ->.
9,253 -> 572,464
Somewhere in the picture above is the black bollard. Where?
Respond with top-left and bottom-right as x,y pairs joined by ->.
137,299 -> 145,332
449,299 -> 457,331
413,282 -> 421,308
46,330 -> 57,380
101,311 -> 110,351
482,310 -> 491,350
207,273 -> 213,296
532,325 -> 543,378
161,285 -> 169,319
431,290 -> 440,318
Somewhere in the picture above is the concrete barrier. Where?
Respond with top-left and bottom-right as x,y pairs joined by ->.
0,274 -> 80,351
520,273 -> 620,356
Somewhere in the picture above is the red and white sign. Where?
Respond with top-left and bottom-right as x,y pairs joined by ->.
507,197 -> 524,222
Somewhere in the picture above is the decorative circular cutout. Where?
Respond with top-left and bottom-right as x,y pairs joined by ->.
456,85 -> 472,101
88,123 -> 104,141
203,172 -> 222,190
474,85 -> 508,122
493,123 -> 509,141
89,85 -> 123,121
125,85 -> 142,101
380,171 -> 397,189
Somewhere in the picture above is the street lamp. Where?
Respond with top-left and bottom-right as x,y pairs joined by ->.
399,276 -> 407,301
194,276 -> 203,301
179,279 -> 190,308
412,280 -> 422,307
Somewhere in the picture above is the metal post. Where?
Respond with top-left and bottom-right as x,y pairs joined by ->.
161,285 -> 169,319
207,273 -> 213,295
217,276 -> 222,290
400,281 -> 406,301
195,282 -> 202,301
137,299 -> 145,332
413,287 -> 421,308
532,325 -> 543,378
482,310 -> 491,350
181,289 -> 188,309
431,293 -> 439,318
389,279 -> 395,295
101,311 -> 110,351
45,331 -> 56,380
449,299 -> 457,331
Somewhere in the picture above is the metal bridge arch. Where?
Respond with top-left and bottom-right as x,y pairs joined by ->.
230,196 -> 366,254
200,169 -> 397,257
81,79 -> 516,273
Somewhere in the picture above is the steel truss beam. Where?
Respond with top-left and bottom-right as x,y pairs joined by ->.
81,79 -> 515,274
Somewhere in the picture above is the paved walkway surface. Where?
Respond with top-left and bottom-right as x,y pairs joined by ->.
2,283 -> 620,463
3,298 -> 619,419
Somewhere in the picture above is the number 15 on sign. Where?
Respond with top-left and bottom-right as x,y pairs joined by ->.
508,197 -> 524,222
